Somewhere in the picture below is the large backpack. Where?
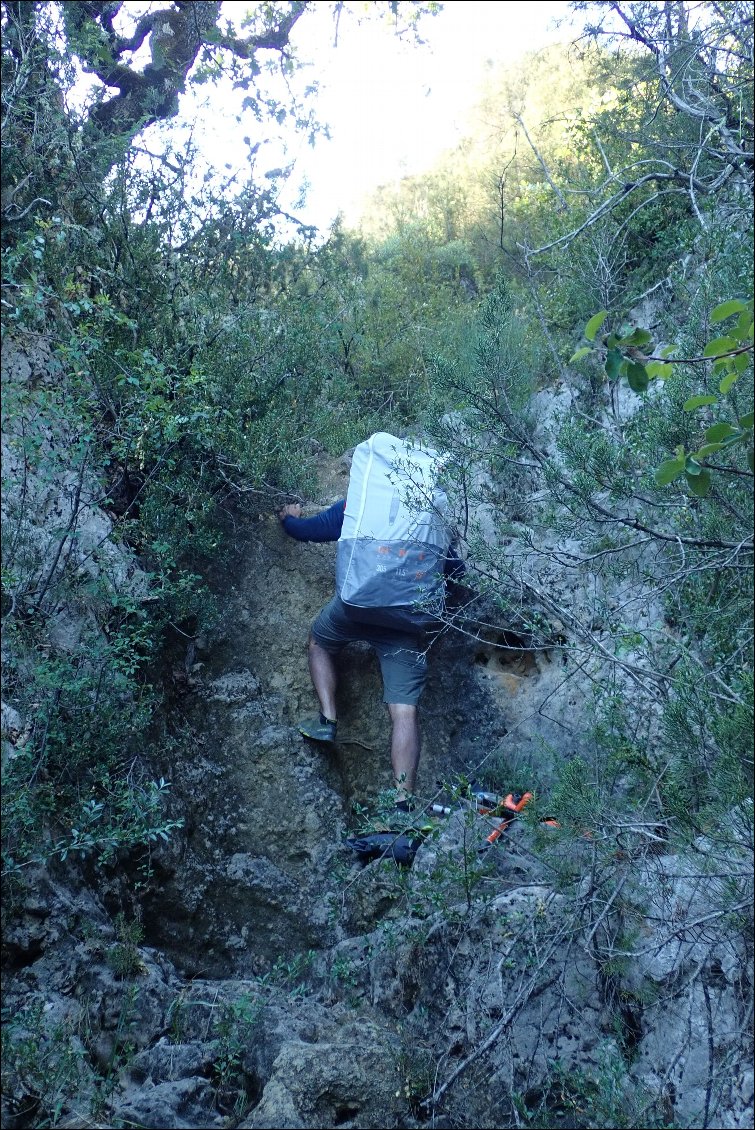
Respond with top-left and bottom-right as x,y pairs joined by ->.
336,432 -> 451,630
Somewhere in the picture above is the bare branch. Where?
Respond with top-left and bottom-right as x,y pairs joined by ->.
511,112 -> 569,211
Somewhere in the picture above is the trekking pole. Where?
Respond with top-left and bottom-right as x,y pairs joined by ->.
482,791 -> 533,847
480,792 -> 560,850
427,790 -> 559,851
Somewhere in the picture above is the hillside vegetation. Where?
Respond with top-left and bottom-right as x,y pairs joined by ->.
1,3 -> 752,1128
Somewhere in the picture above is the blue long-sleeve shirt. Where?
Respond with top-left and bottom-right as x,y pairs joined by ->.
281,500 -> 346,542
281,499 -> 465,579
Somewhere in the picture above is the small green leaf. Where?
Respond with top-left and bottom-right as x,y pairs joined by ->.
684,456 -> 703,476
719,371 -> 739,393
585,310 -> 609,341
686,469 -> 711,497
646,361 -> 674,379
704,422 -> 737,442
703,336 -> 736,358
738,412 -> 754,429
660,345 -> 679,359
734,351 -> 751,374
692,443 -> 724,458
683,395 -> 717,411
711,299 -> 746,323
734,311 -> 754,341
569,346 -> 592,363
626,361 -> 649,392
618,327 -> 653,348
655,458 -> 684,485
605,349 -> 623,380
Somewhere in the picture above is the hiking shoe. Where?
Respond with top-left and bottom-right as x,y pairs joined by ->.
298,714 -> 337,743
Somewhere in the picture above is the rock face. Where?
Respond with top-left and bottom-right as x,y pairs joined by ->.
2,442 -> 752,1130
136,451 -> 577,977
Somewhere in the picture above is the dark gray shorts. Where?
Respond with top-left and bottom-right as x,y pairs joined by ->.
311,596 -> 427,706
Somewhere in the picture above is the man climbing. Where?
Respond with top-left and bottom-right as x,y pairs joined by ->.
278,433 -> 463,811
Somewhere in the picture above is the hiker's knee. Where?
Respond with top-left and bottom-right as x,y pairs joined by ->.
388,702 -> 418,727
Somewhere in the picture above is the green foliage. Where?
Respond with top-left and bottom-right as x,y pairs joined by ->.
410,818 -> 494,919
206,953 -> 313,1117
547,756 -> 604,837
254,949 -> 315,993
514,1043 -> 676,1129
393,1038 -> 437,1118
1,976 -> 146,1129
657,668 -> 753,834
1,97 -> 336,890
90,982 -> 142,1122
107,912 -> 146,978
1,598 -> 185,884
423,275 -> 541,445
210,992 -> 262,1117
574,296 -> 754,491
1,1000 -> 90,1129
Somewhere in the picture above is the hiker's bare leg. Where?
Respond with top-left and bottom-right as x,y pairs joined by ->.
308,636 -> 338,721
388,703 -> 421,800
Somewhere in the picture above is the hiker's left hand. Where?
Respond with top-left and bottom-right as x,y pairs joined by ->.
278,503 -> 302,521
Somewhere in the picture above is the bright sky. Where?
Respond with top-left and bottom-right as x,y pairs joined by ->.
283,0 -> 574,228
176,0 -> 576,233
85,2 -> 575,233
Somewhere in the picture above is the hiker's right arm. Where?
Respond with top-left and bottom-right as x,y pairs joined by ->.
278,499 -> 346,542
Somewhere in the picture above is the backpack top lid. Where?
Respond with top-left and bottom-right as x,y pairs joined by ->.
340,432 -> 449,547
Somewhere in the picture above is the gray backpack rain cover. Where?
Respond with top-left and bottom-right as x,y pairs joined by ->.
336,433 -> 451,623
